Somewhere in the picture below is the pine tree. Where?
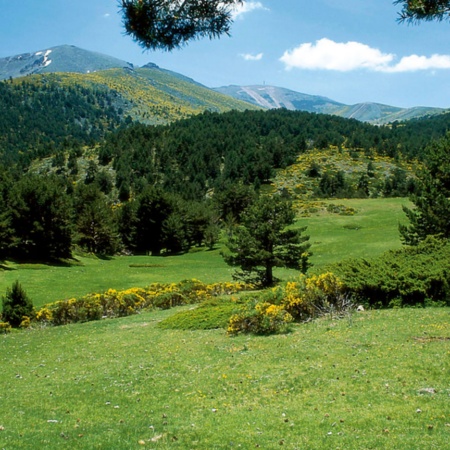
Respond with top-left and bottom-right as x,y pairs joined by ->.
8,175 -> 72,260
223,195 -> 311,287
395,0 -> 450,23
400,133 -> 450,244
1,281 -> 33,327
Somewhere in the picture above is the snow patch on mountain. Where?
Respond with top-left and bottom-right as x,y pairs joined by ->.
42,49 -> 52,67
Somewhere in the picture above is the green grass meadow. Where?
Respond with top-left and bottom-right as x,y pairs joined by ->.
1,307 -> 448,449
3,196 -> 449,449
0,198 -> 409,308
299,197 -> 410,268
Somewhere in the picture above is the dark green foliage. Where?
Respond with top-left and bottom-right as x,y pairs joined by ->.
98,109 -> 450,203
0,77 -> 125,165
213,183 -> 257,222
134,186 -> 174,255
73,184 -> 119,255
6,175 -> 72,260
223,195 -> 311,287
101,109 -> 382,200
0,168 -> 14,260
1,281 -> 33,327
383,167 -> 415,197
395,0 -> 450,23
120,0 -> 241,51
332,237 -> 450,308
401,133 -> 450,244
315,170 -> 350,198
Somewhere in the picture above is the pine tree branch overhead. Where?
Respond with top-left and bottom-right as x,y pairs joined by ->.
395,0 -> 450,23
120,0 -> 242,51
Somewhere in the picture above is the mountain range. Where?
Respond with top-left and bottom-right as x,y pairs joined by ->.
213,85 -> 445,124
0,45 -> 447,124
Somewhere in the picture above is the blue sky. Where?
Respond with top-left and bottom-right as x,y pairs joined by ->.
1,0 -> 450,108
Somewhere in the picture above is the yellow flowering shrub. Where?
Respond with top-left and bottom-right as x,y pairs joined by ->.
35,279 -> 253,327
0,321 -> 12,334
305,272 -> 344,296
19,316 -> 31,329
35,307 -> 53,323
227,298 -> 293,335
281,280 -> 314,321
279,272 -> 349,321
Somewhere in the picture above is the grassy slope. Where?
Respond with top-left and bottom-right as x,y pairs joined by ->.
0,307 -> 448,449
301,198 -> 410,269
0,198 -> 408,308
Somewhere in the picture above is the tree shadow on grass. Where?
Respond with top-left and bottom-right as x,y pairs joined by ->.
4,257 -> 86,268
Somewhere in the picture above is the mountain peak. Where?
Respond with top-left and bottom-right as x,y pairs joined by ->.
0,45 -> 134,80
141,62 -> 160,70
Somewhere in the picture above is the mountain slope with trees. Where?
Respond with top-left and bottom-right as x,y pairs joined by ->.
0,64 -> 258,165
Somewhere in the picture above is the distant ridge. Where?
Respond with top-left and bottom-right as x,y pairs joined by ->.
214,85 -> 447,125
0,45 -> 447,125
0,45 -> 258,127
0,45 -> 133,79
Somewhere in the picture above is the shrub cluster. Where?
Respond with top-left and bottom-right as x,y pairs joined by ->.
35,280 -> 250,326
0,321 -> 12,334
227,297 -> 293,335
332,237 -> 450,308
227,272 -> 350,335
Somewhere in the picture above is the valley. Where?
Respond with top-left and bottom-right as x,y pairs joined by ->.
1,44 -> 449,450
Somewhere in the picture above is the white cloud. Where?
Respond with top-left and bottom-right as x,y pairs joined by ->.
386,54 -> 450,72
103,13 -> 111,18
280,38 -> 393,72
231,2 -> 268,19
240,52 -> 263,61
280,38 -> 450,73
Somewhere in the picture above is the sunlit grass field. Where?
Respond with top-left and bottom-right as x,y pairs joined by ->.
1,197 -> 449,449
0,307 -> 448,449
0,198 -> 409,308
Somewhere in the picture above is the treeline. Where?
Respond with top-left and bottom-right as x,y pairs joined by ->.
0,76 -> 131,166
0,166 -> 257,261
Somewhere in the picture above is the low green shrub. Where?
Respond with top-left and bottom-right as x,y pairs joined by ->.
159,297 -> 243,330
331,237 -> 450,308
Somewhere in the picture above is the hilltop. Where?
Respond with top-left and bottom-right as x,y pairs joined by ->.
0,45 -> 134,79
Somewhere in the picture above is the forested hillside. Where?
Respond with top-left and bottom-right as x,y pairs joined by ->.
2,88 -> 450,262
96,108 -> 450,200
0,77 -> 128,166
0,68 -> 258,165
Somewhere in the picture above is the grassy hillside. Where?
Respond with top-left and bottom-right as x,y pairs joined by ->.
0,306 -> 448,449
214,85 -> 445,124
0,198 -> 408,308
